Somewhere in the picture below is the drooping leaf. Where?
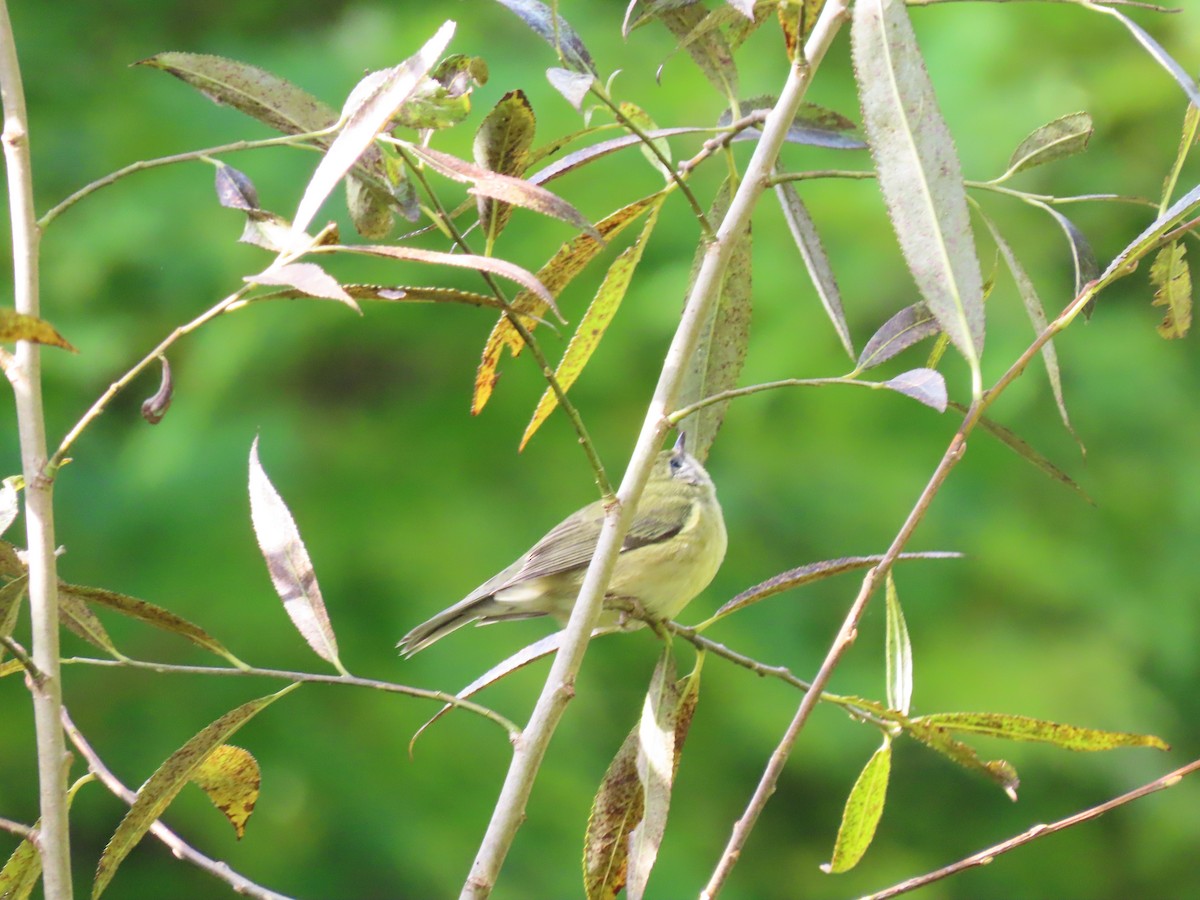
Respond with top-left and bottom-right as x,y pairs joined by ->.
626,652 -> 679,899
856,303 -> 940,371
248,437 -> 345,674
884,573 -> 912,716
292,22 -> 455,234
1150,241 -> 1192,339
710,552 -> 961,621
190,744 -> 261,839
1098,183 -> 1200,288
658,3 -> 738,98
408,144 -> 597,237
980,213 -> 1078,443
775,181 -> 854,358
821,739 -> 892,874
521,197 -> 665,449
213,162 -> 260,210
62,582 -> 248,668
677,179 -> 753,462
246,262 -> 361,313
345,176 -> 395,239
1040,205 -> 1100,298
917,712 -> 1170,753
1088,4 -> 1200,109
492,0 -> 598,74
473,191 -> 666,414
904,717 -> 1021,800
996,111 -> 1093,182
546,67 -> 596,112
882,368 -> 947,412
1161,103 -> 1200,210
0,309 -> 76,352
722,98 -> 865,150
852,0 -> 985,380
92,686 -> 296,899
474,89 -> 538,240
140,355 -> 173,425
618,101 -> 673,180
0,476 -> 19,537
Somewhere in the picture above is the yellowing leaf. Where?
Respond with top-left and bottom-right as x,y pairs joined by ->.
191,744 -> 261,839
474,89 -> 537,240
917,712 -> 1170,753
1150,241 -> 1192,339
0,308 -> 76,352
822,740 -> 892,874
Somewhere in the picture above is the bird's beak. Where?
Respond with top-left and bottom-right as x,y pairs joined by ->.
673,431 -> 687,455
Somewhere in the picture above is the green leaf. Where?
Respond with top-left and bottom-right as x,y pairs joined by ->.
622,0 -> 698,37
392,53 -> 487,131
92,686 -> 297,898
58,589 -> 125,660
474,89 -> 538,241
996,111 -> 1093,182
292,22 -> 455,234
658,3 -> 738,99
1098,182 -> 1200,288
1088,4 -> 1200,109
852,0 -> 985,382
1150,241 -> 1192,339
618,101 -> 673,181
881,368 -> 947,412
884,573 -> 912,715
904,717 -> 1021,800
345,175 -> 395,239
249,438 -> 345,674
521,197 -> 665,449
857,303 -> 940,371
0,824 -> 41,900
492,0 -> 597,75
0,575 -> 27,663
918,712 -> 1170,753
777,0 -> 824,61
677,179 -> 753,462
775,182 -> 855,359
0,308 -> 76,352
822,739 -> 892,874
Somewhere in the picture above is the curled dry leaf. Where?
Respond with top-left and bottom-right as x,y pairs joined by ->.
141,355 -> 173,425
191,745 -> 261,839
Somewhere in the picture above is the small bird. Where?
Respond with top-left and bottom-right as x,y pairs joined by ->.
398,435 -> 727,656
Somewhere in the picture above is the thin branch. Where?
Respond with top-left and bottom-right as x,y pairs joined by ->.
865,757 -> 1200,899
60,655 -> 520,738
678,109 -> 770,175
0,815 -> 33,840
60,706 -> 297,900
668,376 -> 887,424
0,2 -> 73,895
460,4 -> 853,897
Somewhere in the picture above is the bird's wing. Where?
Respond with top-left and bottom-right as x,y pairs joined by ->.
621,493 -> 692,551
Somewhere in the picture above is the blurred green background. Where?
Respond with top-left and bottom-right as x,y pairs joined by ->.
2,1 -> 1198,898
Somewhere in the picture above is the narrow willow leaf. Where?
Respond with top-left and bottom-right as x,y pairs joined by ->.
546,67 -> 595,112
584,719 -> 640,899
0,576 -> 27,661
775,182 -> 855,359
191,744 -> 261,839
140,355 -> 173,425
292,22 -> 454,234
677,180 -> 752,462
778,0 -> 824,59
627,652 -> 679,900
1150,242 -> 1192,339
1161,103 -> 1200,209
0,828 -> 40,900
857,303 -> 940,371
345,176 -> 395,239
980,214 -> 1078,443
62,582 -> 248,668
249,438 -> 345,674
473,191 -> 665,414
658,3 -> 738,98
852,0 -> 985,378
948,401 -> 1092,503
248,262 -> 361,313
58,589 -> 124,659
882,368 -> 947,412
884,573 -> 912,716
213,162 -> 260,210
917,712 -> 1170,753
474,89 -> 537,240
719,96 -> 864,150
710,552 -> 961,621
618,101 -> 673,180
1089,5 -> 1200,109
623,0 -> 699,37
0,476 -> 18,537
408,144 -> 597,237
1099,183 -> 1200,287
521,198 -> 665,449
0,308 -> 76,352
93,686 -> 297,899
346,243 -> 558,314
493,0 -> 598,75
258,283 -> 516,313
821,739 -> 892,874
1040,206 -> 1100,299
904,718 -> 1020,800
997,111 -> 1093,182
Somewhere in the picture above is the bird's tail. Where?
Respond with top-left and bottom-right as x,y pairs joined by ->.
398,596 -> 544,657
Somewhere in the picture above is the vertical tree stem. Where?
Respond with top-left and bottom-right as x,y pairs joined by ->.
459,3 -> 851,897
0,2 -> 73,896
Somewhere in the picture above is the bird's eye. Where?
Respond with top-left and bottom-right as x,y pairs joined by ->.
669,453 -> 685,473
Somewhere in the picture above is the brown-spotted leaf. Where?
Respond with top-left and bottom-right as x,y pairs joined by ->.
249,437 -> 345,674
0,575 -> 26,663
493,0 -> 597,75
626,651 -> 679,900
1150,241 -> 1192,339
882,368 -> 947,413
918,712 -> 1170,753
292,22 -> 454,234
474,89 -> 537,240
677,179 -> 752,462
140,355 -> 173,425
856,303 -> 940,371
623,0 -> 699,37
778,0 -> 824,60
190,744 -> 261,839
775,181 -> 854,358
61,582 -> 248,668
852,0 -> 985,378
0,309 -> 76,352
720,97 -> 865,151
409,144 -> 597,238
58,588 -> 124,659
997,112 -> 1093,182
247,262 -> 361,314
658,3 -> 738,98
0,822 -> 41,900
473,190 -> 665,414
93,686 -> 296,899
821,739 -> 892,874
521,197 -> 664,450
904,716 -> 1020,800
